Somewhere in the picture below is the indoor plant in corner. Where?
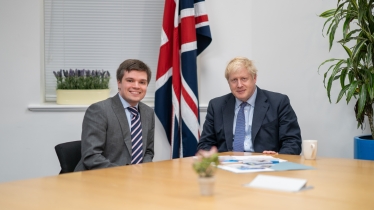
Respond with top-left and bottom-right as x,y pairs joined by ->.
193,147 -> 219,196
319,0 -> 374,160
53,69 -> 110,105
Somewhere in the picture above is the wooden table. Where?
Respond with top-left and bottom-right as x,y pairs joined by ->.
1,152 -> 374,210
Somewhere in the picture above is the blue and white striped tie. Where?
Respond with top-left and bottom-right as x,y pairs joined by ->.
233,102 -> 247,152
128,107 -> 143,164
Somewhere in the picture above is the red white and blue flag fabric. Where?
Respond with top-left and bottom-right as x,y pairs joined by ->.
155,0 -> 212,158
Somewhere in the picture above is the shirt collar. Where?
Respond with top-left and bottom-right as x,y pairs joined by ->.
118,94 -> 139,110
235,87 -> 257,109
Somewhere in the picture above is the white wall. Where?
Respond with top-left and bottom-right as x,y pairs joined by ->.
200,0 -> 369,159
0,0 -> 368,183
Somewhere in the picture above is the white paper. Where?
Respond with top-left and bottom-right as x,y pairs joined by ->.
218,164 -> 274,173
245,174 -> 307,192
219,155 -> 287,164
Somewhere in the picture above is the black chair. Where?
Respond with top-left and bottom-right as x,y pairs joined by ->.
55,140 -> 82,174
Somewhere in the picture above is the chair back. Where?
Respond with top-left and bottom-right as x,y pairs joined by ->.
55,140 -> 81,174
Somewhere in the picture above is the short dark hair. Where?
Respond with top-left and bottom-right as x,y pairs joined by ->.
116,59 -> 151,84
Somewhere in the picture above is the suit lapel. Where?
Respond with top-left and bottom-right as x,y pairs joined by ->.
252,87 -> 269,143
111,94 -> 132,155
223,94 -> 236,151
138,102 -> 148,155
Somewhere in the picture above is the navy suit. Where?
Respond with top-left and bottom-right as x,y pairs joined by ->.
197,87 -> 301,154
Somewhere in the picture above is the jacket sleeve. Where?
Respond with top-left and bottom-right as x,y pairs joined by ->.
277,95 -> 302,155
143,110 -> 155,163
81,103 -> 118,169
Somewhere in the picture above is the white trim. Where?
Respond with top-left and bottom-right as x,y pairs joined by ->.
194,1 -> 207,17
196,21 -> 209,28
155,67 -> 172,90
160,29 -> 169,47
28,104 -> 89,112
181,75 -> 198,105
180,8 -> 195,19
181,41 -> 197,53
180,97 -> 200,141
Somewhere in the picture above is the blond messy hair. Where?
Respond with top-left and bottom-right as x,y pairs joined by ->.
225,57 -> 258,80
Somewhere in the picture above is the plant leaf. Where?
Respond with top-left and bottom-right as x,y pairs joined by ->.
323,64 -> 337,87
329,23 -> 339,50
318,58 -> 341,73
319,9 -> 336,18
366,44 -> 373,67
370,73 -> 374,100
342,45 -> 353,57
327,60 -> 345,102
345,29 -> 362,39
361,27 -> 374,43
337,84 -> 351,103
352,39 -> 367,60
347,80 -> 358,103
357,83 -> 367,117
343,15 -> 352,38
338,29 -> 363,44
340,67 -> 348,88
322,17 -> 334,36
349,0 -> 359,11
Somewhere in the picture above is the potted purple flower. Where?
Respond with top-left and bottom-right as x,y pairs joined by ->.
53,69 -> 111,105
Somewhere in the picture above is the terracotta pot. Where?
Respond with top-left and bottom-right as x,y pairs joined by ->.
198,176 -> 215,196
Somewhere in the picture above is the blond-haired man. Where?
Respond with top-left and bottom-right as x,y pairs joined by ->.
197,57 -> 301,154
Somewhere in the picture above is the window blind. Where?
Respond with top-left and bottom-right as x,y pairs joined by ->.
44,0 -> 164,103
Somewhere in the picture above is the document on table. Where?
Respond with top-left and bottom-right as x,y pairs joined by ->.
218,155 -> 314,173
219,155 -> 287,164
244,174 -> 312,192
218,163 -> 274,173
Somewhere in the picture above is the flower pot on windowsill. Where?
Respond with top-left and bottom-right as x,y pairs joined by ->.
53,69 -> 111,105
56,89 -> 110,105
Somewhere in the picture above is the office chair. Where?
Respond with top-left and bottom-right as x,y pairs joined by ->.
55,140 -> 81,174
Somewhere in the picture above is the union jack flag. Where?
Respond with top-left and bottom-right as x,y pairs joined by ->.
155,0 -> 212,158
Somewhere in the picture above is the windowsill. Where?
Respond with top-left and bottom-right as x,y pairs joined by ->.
28,103 -> 90,112
28,103 -> 208,112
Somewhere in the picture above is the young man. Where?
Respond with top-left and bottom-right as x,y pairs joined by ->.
75,59 -> 154,171
197,57 -> 301,154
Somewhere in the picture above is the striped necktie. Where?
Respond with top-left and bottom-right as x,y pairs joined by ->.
233,102 -> 247,152
128,106 -> 143,164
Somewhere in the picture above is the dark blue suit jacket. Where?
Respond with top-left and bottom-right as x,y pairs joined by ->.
197,87 -> 301,154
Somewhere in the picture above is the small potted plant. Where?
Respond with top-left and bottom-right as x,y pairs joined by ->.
53,69 -> 111,105
193,146 -> 219,196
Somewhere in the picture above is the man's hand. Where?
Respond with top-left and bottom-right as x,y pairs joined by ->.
262,150 -> 278,155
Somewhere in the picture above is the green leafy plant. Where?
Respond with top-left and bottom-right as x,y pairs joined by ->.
319,0 -> 374,139
53,69 -> 110,89
193,147 -> 220,178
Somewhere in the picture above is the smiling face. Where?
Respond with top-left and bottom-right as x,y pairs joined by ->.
117,70 -> 148,106
228,66 -> 257,102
